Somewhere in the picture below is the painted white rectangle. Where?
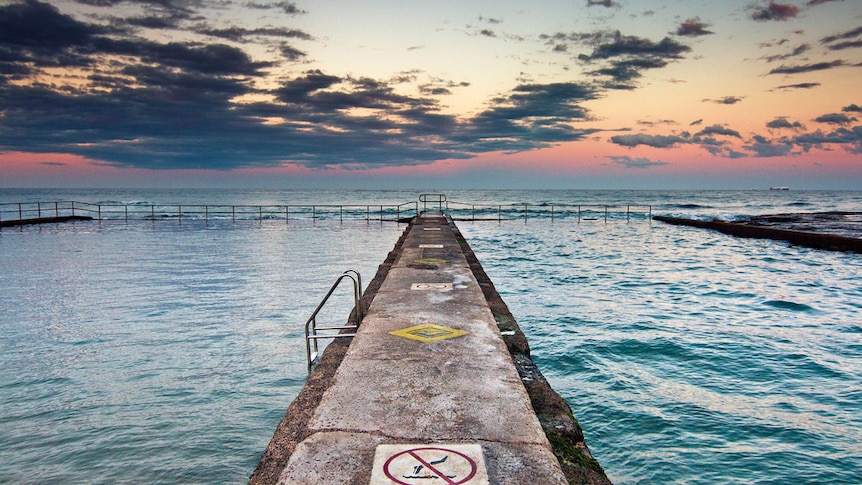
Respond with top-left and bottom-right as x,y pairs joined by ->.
369,444 -> 489,485
419,244 -> 444,248
423,227 -> 441,231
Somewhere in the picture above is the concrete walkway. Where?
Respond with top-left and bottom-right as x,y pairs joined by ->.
276,213 -> 567,484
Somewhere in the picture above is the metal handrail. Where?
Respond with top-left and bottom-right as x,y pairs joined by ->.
419,193 -> 447,212
304,270 -> 363,371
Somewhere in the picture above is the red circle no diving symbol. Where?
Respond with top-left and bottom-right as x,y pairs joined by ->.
383,446 -> 477,485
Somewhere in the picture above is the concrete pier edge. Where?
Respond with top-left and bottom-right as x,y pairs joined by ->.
247,225 -> 409,485
448,219 -> 609,484
249,215 -> 610,485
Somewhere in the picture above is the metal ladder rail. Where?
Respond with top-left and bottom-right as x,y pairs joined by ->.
304,270 -> 363,371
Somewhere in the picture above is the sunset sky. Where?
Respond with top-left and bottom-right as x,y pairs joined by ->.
0,0 -> 860,189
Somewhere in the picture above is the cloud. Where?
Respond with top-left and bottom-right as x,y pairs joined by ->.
452,83 -> 599,153
675,18 -> 714,37
246,2 -> 307,15
578,31 -> 691,88
826,39 -> 862,51
814,113 -> 857,125
2,0 -> 859,176
807,0 -> 843,5
0,0 -> 101,71
762,43 -> 810,62
586,32 -> 691,59
0,1 -> 608,170
843,104 -> 862,113
767,118 -> 805,129
608,155 -> 668,168
195,26 -> 312,43
819,25 -> 862,51
772,82 -> 821,90
589,57 -> 669,83
610,133 -> 687,148
279,43 -> 307,61
695,124 -> 742,138
767,60 -> 844,74
750,2 -> 801,22
0,35 -> 602,172
637,119 -> 676,127
820,26 -> 862,45
743,135 -> 795,157
0,1 -> 273,80
793,127 -> 862,152
703,96 -> 745,105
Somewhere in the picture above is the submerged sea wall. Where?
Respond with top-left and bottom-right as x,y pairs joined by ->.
249,214 -> 610,484
0,215 -> 92,227
654,215 -> 862,253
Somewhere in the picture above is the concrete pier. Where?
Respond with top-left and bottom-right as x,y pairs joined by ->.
250,213 -> 609,485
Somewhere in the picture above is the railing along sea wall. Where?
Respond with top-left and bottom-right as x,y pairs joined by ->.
445,199 -> 652,222
0,201 -> 419,224
0,196 -> 653,225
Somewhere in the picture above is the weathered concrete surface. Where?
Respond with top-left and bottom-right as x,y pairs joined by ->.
275,212 -> 566,484
250,214 -> 611,485
654,214 -> 862,253
0,215 -> 93,228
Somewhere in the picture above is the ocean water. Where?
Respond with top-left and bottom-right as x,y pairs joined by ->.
1,189 -> 860,484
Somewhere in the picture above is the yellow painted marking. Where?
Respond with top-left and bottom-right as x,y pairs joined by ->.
390,324 -> 469,343
413,258 -> 447,265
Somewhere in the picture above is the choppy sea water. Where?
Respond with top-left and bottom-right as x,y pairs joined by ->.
1,189 -> 860,484
459,220 -> 862,484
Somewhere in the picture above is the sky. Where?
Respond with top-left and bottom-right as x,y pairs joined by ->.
0,0 -> 860,189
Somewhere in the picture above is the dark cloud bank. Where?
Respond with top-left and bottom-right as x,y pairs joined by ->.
0,0 -> 604,170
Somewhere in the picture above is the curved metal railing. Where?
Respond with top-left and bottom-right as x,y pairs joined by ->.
304,270 -> 363,371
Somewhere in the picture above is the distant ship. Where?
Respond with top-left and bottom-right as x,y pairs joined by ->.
770,186 -> 790,191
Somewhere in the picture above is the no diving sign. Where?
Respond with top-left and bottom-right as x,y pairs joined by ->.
370,444 -> 489,485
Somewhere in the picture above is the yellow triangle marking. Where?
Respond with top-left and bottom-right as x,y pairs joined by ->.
390,324 -> 469,343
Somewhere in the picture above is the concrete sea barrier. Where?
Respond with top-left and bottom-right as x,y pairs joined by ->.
250,213 -> 610,485
654,214 -> 862,253
0,215 -> 93,228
